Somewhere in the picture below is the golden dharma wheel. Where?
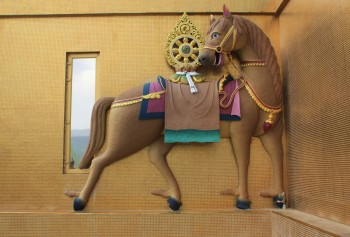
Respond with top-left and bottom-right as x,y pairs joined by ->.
165,13 -> 204,69
169,35 -> 201,65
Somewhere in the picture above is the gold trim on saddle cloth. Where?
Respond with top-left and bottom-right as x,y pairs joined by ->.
218,74 -> 233,92
169,73 -> 205,84
111,91 -> 165,109
218,74 -> 245,109
168,71 -> 206,94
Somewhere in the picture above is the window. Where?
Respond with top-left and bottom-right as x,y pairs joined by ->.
64,52 -> 99,173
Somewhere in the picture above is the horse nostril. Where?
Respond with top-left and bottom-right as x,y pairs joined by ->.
199,57 -> 206,63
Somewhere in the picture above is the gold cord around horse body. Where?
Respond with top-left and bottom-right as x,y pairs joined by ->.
218,74 -> 246,109
240,61 -> 266,68
227,54 -> 282,114
111,91 -> 165,109
244,81 -> 282,113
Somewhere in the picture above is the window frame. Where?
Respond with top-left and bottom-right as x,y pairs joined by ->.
63,52 -> 100,174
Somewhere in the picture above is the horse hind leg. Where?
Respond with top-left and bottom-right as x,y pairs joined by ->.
258,118 -> 285,208
73,151 -> 117,211
71,105 -> 164,211
148,136 -> 182,211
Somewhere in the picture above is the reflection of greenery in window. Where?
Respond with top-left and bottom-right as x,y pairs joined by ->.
64,53 -> 98,173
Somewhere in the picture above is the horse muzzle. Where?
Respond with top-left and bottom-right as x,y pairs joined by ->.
198,50 -> 218,67
198,51 -> 222,66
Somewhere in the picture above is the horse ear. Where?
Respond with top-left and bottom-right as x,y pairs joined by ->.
223,4 -> 232,18
209,14 -> 216,24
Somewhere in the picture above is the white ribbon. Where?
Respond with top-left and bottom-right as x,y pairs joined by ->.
176,71 -> 200,94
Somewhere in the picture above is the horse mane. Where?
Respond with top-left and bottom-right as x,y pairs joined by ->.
235,16 -> 282,101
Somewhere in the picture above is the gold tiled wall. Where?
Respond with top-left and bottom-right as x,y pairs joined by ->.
0,14 -> 281,212
280,0 -> 350,226
0,0 -> 283,15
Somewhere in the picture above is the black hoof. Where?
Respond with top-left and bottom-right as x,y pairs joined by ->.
236,199 -> 251,210
74,198 -> 86,211
273,193 -> 286,209
167,197 -> 182,211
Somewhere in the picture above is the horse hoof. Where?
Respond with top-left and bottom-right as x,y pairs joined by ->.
74,198 -> 86,211
236,199 -> 251,210
273,193 -> 286,209
167,197 -> 182,211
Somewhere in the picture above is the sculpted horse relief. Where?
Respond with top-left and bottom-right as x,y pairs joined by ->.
65,5 -> 286,211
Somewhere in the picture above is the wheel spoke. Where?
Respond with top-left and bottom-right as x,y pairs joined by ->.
175,54 -> 182,60
190,54 -> 197,60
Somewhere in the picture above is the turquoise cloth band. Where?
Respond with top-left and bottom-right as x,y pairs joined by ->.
164,129 -> 220,143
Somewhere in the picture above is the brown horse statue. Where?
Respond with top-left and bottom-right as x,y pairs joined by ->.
65,5 -> 285,211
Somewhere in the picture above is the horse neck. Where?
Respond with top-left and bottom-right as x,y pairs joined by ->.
233,16 -> 282,101
219,39 -> 262,78
235,16 -> 266,61
236,44 -> 261,61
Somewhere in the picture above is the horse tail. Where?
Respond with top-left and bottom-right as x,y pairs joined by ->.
79,97 -> 115,169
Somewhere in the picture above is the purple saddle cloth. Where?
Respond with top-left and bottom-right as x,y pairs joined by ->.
139,76 -> 240,121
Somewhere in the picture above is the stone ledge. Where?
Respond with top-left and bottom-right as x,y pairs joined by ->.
272,209 -> 350,237
0,209 -> 272,237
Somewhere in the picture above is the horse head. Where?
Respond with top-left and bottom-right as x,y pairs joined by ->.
198,5 -> 247,67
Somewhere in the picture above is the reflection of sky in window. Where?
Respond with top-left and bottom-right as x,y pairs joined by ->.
71,58 -> 96,130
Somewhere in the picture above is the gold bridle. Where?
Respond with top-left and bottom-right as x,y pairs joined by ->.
202,25 -> 237,54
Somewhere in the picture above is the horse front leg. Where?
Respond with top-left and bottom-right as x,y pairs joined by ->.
259,118 -> 285,208
228,133 -> 252,210
220,124 -> 253,209
148,136 -> 182,211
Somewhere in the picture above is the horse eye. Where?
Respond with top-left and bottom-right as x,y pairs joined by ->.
211,32 -> 220,39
